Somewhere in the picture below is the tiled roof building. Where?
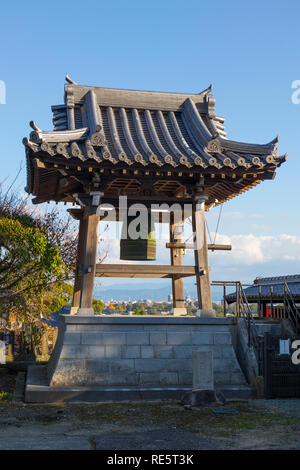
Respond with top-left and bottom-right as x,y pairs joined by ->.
226,275 -> 300,304
23,76 -> 287,208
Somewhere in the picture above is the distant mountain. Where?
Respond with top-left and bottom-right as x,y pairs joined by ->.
94,284 -> 226,302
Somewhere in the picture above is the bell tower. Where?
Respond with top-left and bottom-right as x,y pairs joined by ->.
23,76 -> 287,402
23,77 -> 287,317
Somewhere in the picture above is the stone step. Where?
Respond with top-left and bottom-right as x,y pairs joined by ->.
25,365 -> 254,403
25,366 -> 255,403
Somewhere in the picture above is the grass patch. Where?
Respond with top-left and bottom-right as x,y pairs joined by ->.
68,400 -> 300,438
88,435 -> 96,450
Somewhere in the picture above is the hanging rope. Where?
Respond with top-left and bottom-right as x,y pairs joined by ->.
206,219 -> 213,245
183,203 -> 223,247
213,204 -> 223,245
184,217 -> 194,243
184,216 -> 213,245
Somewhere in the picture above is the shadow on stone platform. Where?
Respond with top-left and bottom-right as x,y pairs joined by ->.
25,365 -> 255,403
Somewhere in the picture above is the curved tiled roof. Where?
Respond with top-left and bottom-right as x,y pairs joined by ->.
226,275 -> 300,304
23,76 -> 287,205
23,78 -> 287,171
253,274 -> 300,285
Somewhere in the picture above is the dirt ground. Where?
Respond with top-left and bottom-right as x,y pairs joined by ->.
1,368 -> 300,450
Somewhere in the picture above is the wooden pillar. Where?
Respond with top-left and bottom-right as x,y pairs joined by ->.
170,211 -> 186,316
236,282 -> 240,317
258,285 -> 262,318
78,206 -> 100,315
262,301 -> 267,318
192,195 -> 213,315
71,209 -> 87,315
223,284 -> 226,317
270,286 -> 273,318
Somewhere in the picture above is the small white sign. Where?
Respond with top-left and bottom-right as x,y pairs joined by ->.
0,340 -> 6,364
279,339 -> 290,355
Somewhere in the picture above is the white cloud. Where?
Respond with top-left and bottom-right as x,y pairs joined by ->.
94,229 -> 300,291
100,222 -> 300,267
206,233 -> 300,265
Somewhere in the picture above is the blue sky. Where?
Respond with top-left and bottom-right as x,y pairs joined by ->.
1,0 -> 300,296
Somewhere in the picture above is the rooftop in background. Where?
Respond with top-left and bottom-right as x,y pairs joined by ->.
225,275 -> 300,304
23,75 -> 287,209
253,274 -> 300,285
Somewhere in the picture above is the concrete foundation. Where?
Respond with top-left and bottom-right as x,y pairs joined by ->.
25,315 -> 255,402
172,308 -> 187,316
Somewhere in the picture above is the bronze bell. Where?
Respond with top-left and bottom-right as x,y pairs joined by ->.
120,209 -> 156,261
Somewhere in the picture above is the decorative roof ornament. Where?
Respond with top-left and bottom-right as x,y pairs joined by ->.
198,84 -> 213,96
65,74 -> 78,85
206,137 -> 222,154
90,125 -> 107,147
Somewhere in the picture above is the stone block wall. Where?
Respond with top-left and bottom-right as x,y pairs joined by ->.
49,316 -> 247,388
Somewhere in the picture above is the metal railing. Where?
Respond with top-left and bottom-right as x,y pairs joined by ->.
236,283 -> 259,341
212,280 -> 300,377
212,280 -> 263,369
283,282 -> 300,334
236,282 -> 264,374
211,280 -> 253,317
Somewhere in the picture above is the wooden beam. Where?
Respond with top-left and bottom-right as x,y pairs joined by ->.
166,242 -> 232,251
67,208 -> 84,221
95,264 -> 204,278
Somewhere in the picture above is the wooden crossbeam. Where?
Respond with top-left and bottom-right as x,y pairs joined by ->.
166,243 -> 232,251
95,264 -> 204,278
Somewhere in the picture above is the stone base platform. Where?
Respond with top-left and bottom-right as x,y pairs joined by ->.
25,365 -> 255,402
25,315 -> 255,402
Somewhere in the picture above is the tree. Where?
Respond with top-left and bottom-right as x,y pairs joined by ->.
93,299 -> 104,313
133,306 -> 145,315
0,184 -> 77,343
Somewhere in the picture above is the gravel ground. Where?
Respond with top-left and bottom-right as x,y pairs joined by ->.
250,399 -> 300,417
0,399 -> 299,450
1,368 -> 300,450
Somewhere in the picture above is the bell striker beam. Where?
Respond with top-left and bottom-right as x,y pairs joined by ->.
169,211 -> 186,316
192,191 -> 213,315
